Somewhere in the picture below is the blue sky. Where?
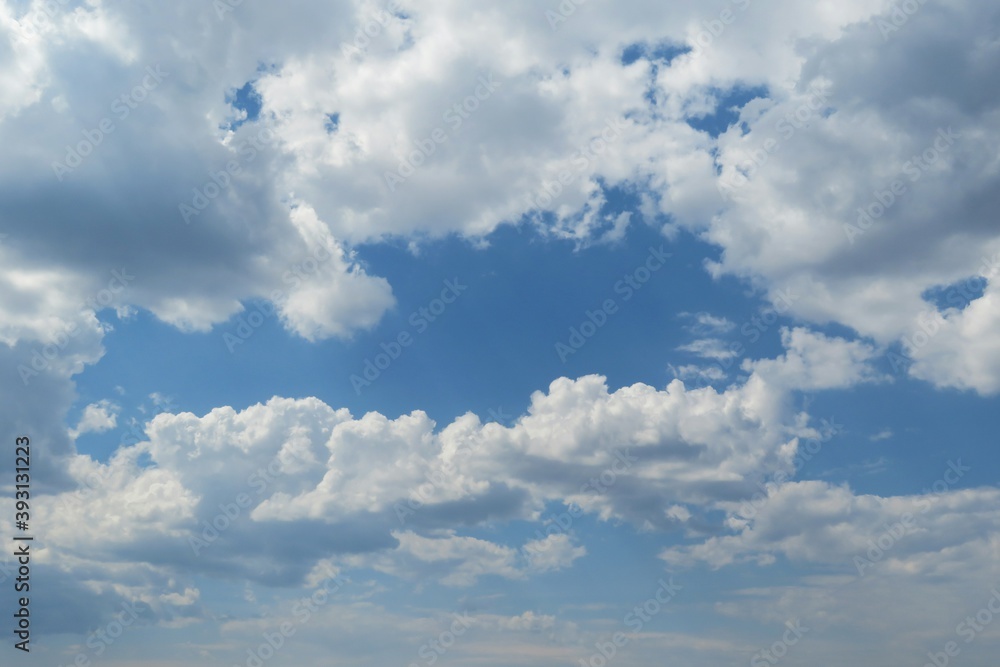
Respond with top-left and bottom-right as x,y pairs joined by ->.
2,1 -> 1000,666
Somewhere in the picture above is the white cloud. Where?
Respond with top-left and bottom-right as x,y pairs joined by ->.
69,399 -> 119,439
742,327 -> 886,391
16,365 -> 816,597
679,0 -> 1000,394
274,203 -> 395,341
668,363 -> 727,384
1,0 -> 995,397
903,283 -> 1000,394
677,337 -> 739,361
661,474 -> 996,572
685,312 -> 735,335
0,0 -> 893,353
523,534 -> 587,574
353,531 -> 524,587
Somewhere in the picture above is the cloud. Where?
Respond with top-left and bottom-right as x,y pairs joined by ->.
902,284 -> 1000,394
69,399 -> 119,439
667,363 -> 727,384
742,327 -> 886,391
14,364 -> 819,609
676,338 -> 740,361
0,0 -> 893,353
2,0 -> 996,398
347,531 -> 524,587
661,472 -> 995,572
523,534 -> 587,574
682,312 -> 735,335
680,0 -> 1000,394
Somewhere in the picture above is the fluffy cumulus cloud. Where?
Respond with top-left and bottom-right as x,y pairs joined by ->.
0,2 -> 396,348
2,0 -> 998,392
0,365 -> 806,654
901,281 -> 1000,394
689,0 -> 1000,394
6,357 -> 897,660
17,370 -> 810,594
68,399 -> 119,438
743,327 -> 886,391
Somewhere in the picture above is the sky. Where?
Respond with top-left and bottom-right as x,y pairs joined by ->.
1,0 -> 1000,665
